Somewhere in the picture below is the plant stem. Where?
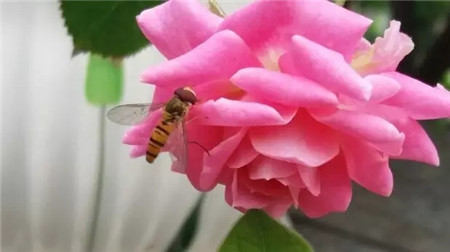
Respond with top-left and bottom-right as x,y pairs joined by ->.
86,106 -> 106,252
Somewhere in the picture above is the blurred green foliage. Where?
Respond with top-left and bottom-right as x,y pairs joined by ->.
85,54 -> 123,105
443,69 -> 450,89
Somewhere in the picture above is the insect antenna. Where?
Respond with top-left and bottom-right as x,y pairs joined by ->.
188,141 -> 211,156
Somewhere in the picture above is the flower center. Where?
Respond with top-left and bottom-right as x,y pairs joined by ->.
259,48 -> 283,72
350,47 -> 376,75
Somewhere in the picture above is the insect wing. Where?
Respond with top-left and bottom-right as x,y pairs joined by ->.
166,119 -> 189,173
107,103 -> 165,125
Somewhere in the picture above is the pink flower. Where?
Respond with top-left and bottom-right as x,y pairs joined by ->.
124,0 -> 450,218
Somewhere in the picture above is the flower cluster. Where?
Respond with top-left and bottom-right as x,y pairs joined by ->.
124,0 -> 450,217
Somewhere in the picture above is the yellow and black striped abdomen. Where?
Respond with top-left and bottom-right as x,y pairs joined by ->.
146,112 -> 176,163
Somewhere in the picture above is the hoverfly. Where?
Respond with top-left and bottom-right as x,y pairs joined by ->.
107,87 -> 198,164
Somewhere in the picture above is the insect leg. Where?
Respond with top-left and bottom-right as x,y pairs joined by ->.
187,141 -> 211,156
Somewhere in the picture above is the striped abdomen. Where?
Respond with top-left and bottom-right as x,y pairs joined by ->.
146,112 -> 176,163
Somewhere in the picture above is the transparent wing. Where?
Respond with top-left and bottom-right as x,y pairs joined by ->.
167,118 -> 189,173
107,103 -> 165,125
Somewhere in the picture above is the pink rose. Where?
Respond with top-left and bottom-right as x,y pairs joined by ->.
124,0 -> 450,217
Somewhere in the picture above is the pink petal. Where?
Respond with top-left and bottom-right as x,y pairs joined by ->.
184,124 -> 224,191
152,87 -> 173,105
371,21 -> 414,73
297,154 -> 352,218
382,72 -> 450,120
277,174 -> 304,188
363,104 -> 439,166
436,83 -> 448,91
199,128 -> 247,190
311,109 -> 405,155
248,156 -> 297,180
225,170 -> 269,209
355,38 -> 372,52
277,174 -> 304,207
241,175 -> 288,197
231,68 -> 338,107
281,35 -> 372,101
395,119 -> 439,166
137,0 -> 222,59
141,30 -> 261,90
250,110 -> 339,167
395,120 -> 439,166
219,0 -> 371,60
263,197 -> 293,218
341,137 -> 393,196
297,165 -> 320,197
194,98 -> 294,126
130,145 -> 148,158
227,134 -> 259,169
193,80 -> 244,102
365,74 -> 401,103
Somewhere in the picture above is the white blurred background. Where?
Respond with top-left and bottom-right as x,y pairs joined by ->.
1,1 -> 251,251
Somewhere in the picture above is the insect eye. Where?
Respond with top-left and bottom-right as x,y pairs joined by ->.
175,87 -> 197,104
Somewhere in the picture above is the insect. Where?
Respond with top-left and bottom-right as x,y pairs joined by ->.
107,87 -> 198,163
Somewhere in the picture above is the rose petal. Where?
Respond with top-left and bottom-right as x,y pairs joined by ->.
297,165 -> 320,197
277,174 -> 304,188
241,175 -> 288,196
194,98 -> 295,126
263,197 -> 293,218
371,21 -> 414,73
152,87 -> 173,105
363,104 -> 440,166
227,134 -> 259,169
277,174 -> 304,207
225,170 -> 270,209
137,0 -> 222,59
341,137 -> 393,196
141,30 -> 261,90
297,154 -> 352,218
193,80 -> 244,102
281,35 -> 372,101
382,72 -> 450,120
250,110 -> 339,167
248,156 -> 297,180
365,74 -> 401,103
219,0 -> 371,59
311,109 -> 405,155
130,145 -> 147,158
394,119 -> 439,166
355,38 -> 372,52
231,67 -> 338,107
199,128 -> 247,190
184,124 -> 224,191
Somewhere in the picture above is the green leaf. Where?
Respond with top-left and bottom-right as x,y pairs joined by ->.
166,195 -> 204,252
219,210 -> 313,252
60,1 -> 162,57
85,54 -> 123,105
